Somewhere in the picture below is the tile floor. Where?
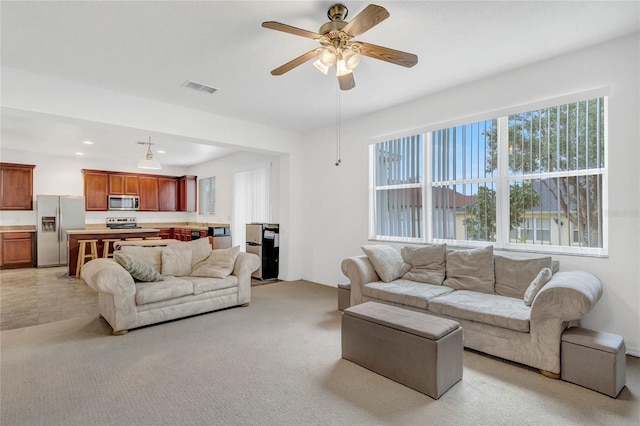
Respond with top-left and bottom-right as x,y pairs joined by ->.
0,266 -> 98,331
0,266 -> 276,331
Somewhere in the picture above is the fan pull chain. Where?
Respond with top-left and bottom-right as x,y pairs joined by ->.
335,85 -> 342,166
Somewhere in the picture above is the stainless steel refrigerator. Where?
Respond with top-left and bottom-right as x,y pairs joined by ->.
36,195 -> 85,267
246,223 -> 279,280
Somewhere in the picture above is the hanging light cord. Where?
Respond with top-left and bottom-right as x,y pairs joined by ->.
335,85 -> 342,166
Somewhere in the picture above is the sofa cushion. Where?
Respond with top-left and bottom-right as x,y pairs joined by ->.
428,290 -> 531,332
113,252 -> 164,282
161,248 -> 193,276
443,246 -> 495,294
362,244 -> 409,283
191,246 -> 240,278
401,244 -> 447,285
494,255 -> 553,299
135,278 -> 193,305
188,275 -> 238,295
523,267 -> 553,306
119,246 -> 163,273
363,279 -> 454,310
167,238 -> 212,266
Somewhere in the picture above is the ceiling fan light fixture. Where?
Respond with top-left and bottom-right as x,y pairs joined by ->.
336,59 -> 352,77
318,46 -> 338,67
342,48 -> 361,70
313,59 -> 330,75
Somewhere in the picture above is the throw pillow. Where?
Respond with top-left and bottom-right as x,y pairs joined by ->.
401,244 -> 447,285
191,246 -> 241,278
523,267 -> 553,306
119,246 -> 163,273
361,244 -> 409,283
167,238 -> 212,266
494,255 -> 553,299
443,246 -> 495,294
161,248 -> 193,276
114,252 -> 164,282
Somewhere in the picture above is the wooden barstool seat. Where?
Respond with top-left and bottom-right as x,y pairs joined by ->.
76,239 -> 98,278
102,239 -> 121,258
145,237 -> 162,240
124,238 -> 143,241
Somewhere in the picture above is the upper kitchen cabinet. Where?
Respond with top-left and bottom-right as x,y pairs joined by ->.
138,176 -> 159,211
0,163 -> 35,210
82,170 -> 109,211
158,177 -> 178,211
179,175 -> 197,212
109,174 -> 139,195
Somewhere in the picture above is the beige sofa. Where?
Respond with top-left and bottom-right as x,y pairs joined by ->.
341,244 -> 603,377
81,238 -> 260,335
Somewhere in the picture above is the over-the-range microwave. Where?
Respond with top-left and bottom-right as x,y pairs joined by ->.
108,194 -> 140,211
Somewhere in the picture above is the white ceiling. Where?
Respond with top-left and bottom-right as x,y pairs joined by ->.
1,1 -> 639,167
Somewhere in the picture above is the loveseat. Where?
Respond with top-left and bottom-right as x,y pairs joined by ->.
341,244 -> 603,377
81,238 -> 260,335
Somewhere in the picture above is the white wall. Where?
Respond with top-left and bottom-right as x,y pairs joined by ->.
186,150 -> 281,225
299,34 -> 640,355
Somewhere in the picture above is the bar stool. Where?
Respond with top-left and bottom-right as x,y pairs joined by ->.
76,239 -> 98,278
102,239 -> 121,258
124,238 -> 143,241
145,237 -> 162,240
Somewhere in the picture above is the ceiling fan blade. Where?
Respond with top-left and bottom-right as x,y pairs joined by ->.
262,21 -> 321,40
358,42 -> 418,68
341,4 -> 390,37
338,73 -> 356,91
271,49 -> 319,75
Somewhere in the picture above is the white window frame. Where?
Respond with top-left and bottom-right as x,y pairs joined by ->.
369,92 -> 608,257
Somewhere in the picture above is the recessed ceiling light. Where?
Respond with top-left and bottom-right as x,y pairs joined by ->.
82,140 -> 94,145
75,152 -> 84,156
157,150 -> 166,154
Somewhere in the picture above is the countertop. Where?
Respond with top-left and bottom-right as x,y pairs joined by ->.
67,228 -> 160,235
0,226 -> 36,233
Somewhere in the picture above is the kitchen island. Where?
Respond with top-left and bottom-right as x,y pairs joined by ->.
67,228 -> 160,277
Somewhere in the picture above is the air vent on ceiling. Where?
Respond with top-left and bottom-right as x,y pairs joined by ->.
182,80 -> 218,94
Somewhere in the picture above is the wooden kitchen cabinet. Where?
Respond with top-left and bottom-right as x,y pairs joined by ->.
178,175 -> 197,212
0,232 -> 34,268
158,228 -> 173,239
82,170 -> 109,211
0,163 -> 35,210
109,174 -> 139,195
158,177 -> 178,211
138,176 -> 159,211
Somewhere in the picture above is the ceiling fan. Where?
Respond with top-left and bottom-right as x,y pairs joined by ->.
262,3 -> 418,90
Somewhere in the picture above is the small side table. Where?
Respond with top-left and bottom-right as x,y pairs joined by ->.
561,327 -> 626,398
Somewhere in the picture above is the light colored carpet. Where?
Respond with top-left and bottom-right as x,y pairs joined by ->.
1,280 -> 638,425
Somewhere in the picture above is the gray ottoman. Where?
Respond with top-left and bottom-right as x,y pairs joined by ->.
338,282 -> 351,311
561,327 -> 626,398
342,301 -> 463,399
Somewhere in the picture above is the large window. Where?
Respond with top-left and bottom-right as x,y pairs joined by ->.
370,96 -> 607,255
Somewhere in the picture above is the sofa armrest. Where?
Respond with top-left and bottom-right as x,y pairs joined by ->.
341,255 -> 380,306
531,270 -> 603,322
80,258 -> 138,327
527,270 -> 603,374
232,252 -> 260,305
81,258 -> 136,297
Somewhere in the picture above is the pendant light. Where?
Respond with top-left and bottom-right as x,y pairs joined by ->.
137,137 -> 161,170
